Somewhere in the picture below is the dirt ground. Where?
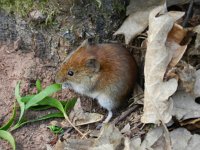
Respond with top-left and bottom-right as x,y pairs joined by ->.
0,42 -> 54,149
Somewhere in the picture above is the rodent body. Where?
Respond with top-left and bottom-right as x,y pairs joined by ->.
55,39 -> 137,123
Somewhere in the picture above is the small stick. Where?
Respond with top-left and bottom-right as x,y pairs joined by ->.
64,114 -> 86,138
182,0 -> 194,27
162,122 -> 172,150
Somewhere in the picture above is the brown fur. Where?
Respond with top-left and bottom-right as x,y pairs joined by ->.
55,40 -> 137,111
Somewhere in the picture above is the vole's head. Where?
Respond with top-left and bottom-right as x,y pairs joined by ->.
55,39 -> 100,89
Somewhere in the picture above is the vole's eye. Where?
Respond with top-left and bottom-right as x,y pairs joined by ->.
67,70 -> 74,76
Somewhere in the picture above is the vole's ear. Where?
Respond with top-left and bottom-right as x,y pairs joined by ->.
86,58 -> 100,72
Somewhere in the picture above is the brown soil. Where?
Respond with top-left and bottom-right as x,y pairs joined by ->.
0,42 -> 53,150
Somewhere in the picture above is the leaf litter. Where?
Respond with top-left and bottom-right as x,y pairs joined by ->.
114,0 -> 165,44
2,1 -> 200,150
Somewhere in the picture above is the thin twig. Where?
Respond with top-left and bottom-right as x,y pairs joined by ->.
81,131 -> 91,139
182,0 -> 194,27
64,114 -> 86,139
162,122 -> 172,150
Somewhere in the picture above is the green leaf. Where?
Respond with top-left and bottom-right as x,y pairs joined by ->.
21,95 -> 34,103
0,130 -> 16,150
38,97 -> 66,115
21,95 -> 74,111
25,84 -> 62,109
15,82 -> 25,122
47,125 -> 64,134
0,103 -> 17,130
36,79 -> 42,93
38,97 -> 77,115
37,97 -> 76,119
11,112 -> 64,131
30,101 -> 69,111
22,95 -> 52,110
64,98 -> 77,113
29,105 -> 53,111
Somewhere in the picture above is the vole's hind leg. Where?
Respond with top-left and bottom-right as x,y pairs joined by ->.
96,110 -> 113,130
96,96 -> 116,129
97,96 -> 115,123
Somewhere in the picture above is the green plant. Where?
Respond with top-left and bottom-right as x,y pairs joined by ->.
0,130 -> 16,150
47,125 -> 64,134
0,80 -> 77,150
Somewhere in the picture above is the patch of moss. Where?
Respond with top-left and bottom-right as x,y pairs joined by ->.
0,0 -> 59,26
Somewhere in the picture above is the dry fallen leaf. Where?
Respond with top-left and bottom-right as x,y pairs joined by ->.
55,123 -> 200,150
141,6 -> 187,124
172,90 -> 200,120
114,11 -> 149,44
93,124 -> 124,149
124,137 -> 141,150
194,69 -> 200,97
125,126 -> 166,150
63,139 -> 94,150
114,0 -> 165,44
188,25 -> 200,56
170,128 -> 200,150
120,123 -> 131,136
164,23 -> 188,83
60,124 -> 124,150
140,127 -> 166,150
176,61 -> 196,94
64,98 -> 103,126
90,144 -> 114,150
54,140 -> 65,150
125,126 -> 200,150
167,24 -> 187,67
